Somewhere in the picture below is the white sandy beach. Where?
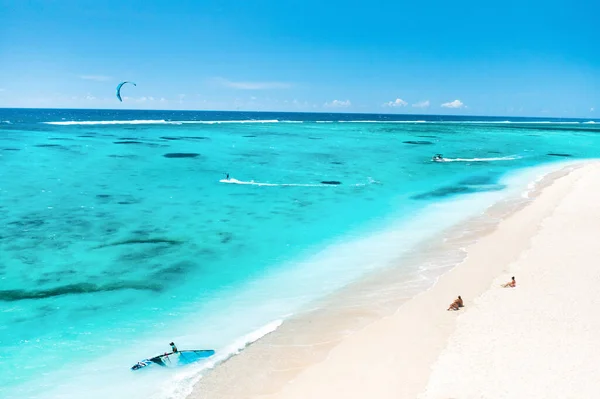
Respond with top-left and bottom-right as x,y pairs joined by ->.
190,161 -> 600,399
421,161 -> 600,398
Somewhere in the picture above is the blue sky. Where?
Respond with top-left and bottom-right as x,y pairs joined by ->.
0,0 -> 598,117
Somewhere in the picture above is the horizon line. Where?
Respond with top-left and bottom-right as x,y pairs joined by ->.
0,106 -> 598,121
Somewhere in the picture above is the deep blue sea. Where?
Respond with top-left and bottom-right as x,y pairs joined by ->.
1,109 -> 599,399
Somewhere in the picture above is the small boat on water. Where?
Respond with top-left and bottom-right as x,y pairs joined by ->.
131,349 -> 215,370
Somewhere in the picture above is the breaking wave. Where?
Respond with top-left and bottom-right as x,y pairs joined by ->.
43,120 -> 283,126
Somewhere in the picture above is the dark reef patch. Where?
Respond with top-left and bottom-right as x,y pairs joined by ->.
182,136 -> 210,140
8,219 -> 45,228
112,141 -> 162,147
34,144 -> 64,148
238,152 -> 266,159
0,281 -> 163,301
77,135 -> 96,138
412,186 -> 473,199
458,175 -> 496,186
412,184 -> 505,200
308,137 -> 323,140
160,136 -> 209,141
547,153 -> 572,157
94,237 -> 183,249
96,194 -> 111,199
218,231 -> 234,244
163,153 -> 200,158
242,135 -> 257,138
321,181 -> 342,185
331,161 -> 344,165
3,148 -> 20,151
117,245 -> 174,263
151,261 -> 195,280
403,140 -> 434,145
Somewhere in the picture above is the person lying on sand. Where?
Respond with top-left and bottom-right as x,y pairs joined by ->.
502,276 -> 516,288
447,295 -> 463,311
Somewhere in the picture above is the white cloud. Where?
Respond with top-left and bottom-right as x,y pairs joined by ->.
441,99 -> 465,109
592,107 -> 595,112
85,95 -> 96,101
324,99 -> 351,108
79,75 -> 112,82
383,98 -> 408,107
412,100 -> 430,108
212,77 -> 292,90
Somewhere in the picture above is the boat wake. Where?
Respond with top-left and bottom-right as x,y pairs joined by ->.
219,178 -> 377,187
436,155 -> 521,163
220,178 -> 325,187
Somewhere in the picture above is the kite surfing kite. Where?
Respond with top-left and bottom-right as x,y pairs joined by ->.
116,81 -> 136,102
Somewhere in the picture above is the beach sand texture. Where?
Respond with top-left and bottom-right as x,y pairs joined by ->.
191,161 -> 600,399
421,162 -> 600,398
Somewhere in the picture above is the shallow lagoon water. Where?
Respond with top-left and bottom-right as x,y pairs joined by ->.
1,109 -> 599,398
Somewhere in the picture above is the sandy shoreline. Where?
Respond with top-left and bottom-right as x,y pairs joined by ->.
421,161 -> 600,398
188,161 -> 592,399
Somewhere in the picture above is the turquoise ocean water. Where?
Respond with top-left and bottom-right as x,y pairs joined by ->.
1,109 -> 599,398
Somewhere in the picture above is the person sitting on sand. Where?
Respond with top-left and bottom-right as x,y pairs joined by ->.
502,276 -> 516,288
447,295 -> 463,311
